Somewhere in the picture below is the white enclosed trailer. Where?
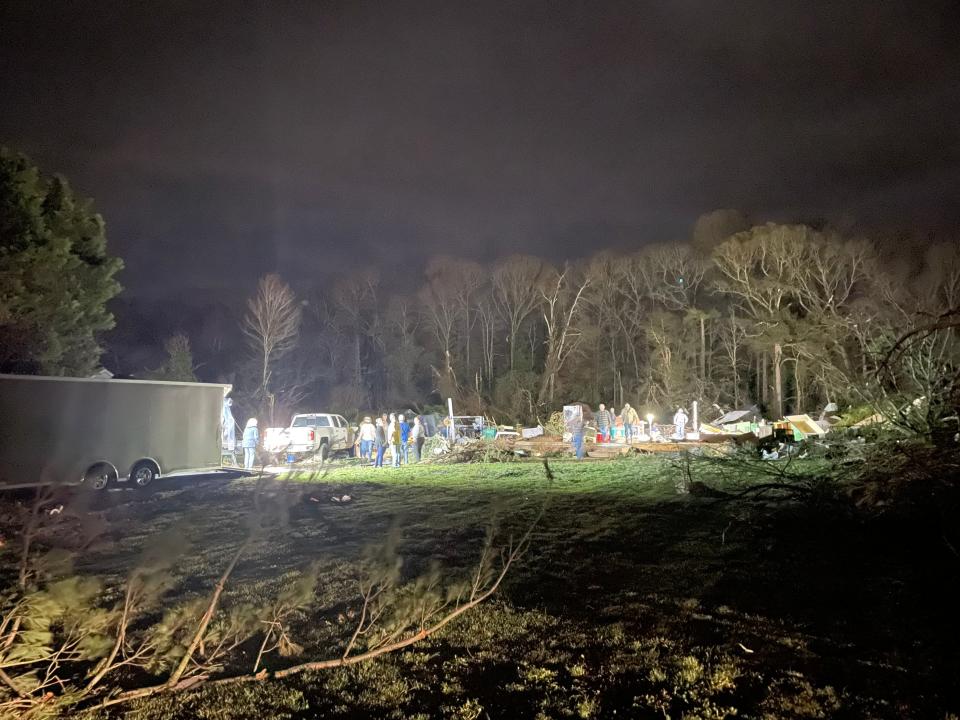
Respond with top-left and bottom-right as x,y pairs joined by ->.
0,374 -> 230,490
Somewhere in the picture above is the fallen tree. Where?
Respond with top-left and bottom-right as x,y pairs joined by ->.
0,470 -> 547,717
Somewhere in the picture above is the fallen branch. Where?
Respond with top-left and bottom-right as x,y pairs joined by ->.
100,486 -> 544,709
100,536 -> 252,708
167,537 -> 251,687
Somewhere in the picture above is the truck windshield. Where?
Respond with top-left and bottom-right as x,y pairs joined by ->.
292,415 -> 330,427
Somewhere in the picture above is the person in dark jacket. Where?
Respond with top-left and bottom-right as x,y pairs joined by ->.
565,405 -> 586,460
374,418 -> 387,468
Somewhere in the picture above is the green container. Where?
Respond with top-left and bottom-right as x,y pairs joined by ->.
482,426 -> 497,440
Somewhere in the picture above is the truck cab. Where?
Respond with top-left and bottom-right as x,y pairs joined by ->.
286,413 -> 354,460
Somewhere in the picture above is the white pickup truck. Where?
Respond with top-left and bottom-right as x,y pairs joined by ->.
268,413 -> 355,461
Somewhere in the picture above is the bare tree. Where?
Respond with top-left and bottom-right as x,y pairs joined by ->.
493,255 -> 546,372
713,226 -> 805,415
713,225 -> 879,414
475,286 -> 498,390
242,274 -> 301,424
536,262 -> 591,406
429,257 -> 484,372
331,271 -> 380,407
717,309 -> 747,407
384,295 -> 423,404
419,258 -> 464,385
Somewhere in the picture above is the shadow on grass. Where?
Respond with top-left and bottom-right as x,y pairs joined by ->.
38,458 -> 960,719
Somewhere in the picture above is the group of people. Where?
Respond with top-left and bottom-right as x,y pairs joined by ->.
236,412 -> 426,471
566,402 -> 691,460
355,413 -> 425,468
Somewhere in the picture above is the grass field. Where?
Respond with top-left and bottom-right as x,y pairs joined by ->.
39,456 -> 960,718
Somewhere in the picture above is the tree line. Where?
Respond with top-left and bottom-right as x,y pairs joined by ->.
2,148 -> 957,426
240,217 -> 960,426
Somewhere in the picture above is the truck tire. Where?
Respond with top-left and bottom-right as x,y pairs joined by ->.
130,460 -> 159,488
84,463 -> 115,491
319,442 -> 330,463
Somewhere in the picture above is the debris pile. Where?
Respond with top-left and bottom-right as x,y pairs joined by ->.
421,438 -> 518,464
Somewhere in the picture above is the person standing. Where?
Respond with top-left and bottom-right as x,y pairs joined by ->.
387,413 -> 401,467
565,405 -> 586,460
411,416 -> 424,461
399,414 -> 411,464
222,398 -> 237,464
374,418 -> 387,468
673,406 -> 690,440
242,418 -> 259,470
596,403 -> 613,442
621,403 -> 639,443
358,416 -> 376,461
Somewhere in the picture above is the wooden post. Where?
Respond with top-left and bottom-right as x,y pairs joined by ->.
447,397 -> 456,442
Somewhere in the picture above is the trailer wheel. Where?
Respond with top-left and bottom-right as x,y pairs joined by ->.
130,460 -> 159,488
84,463 -> 116,491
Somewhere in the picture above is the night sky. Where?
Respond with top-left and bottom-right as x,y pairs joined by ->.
2,1 -> 959,368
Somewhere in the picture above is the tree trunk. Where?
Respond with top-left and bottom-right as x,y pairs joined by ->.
261,348 -> 269,401
536,352 -> 556,408
609,338 -> 618,406
794,357 -> 802,414
761,353 -> 768,406
354,333 -> 362,387
464,310 -> 471,371
699,315 -> 706,383
773,343 -> 783,418
730,331 -> 739,408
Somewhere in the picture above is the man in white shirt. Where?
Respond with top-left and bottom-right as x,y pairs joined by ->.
411,416 -> 424,461
358,416 -> 376,461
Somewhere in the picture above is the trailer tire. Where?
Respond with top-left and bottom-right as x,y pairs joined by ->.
84,463 -> 116,491
130,460 -> 159,488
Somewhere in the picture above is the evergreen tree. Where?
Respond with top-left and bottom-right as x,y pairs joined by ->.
151,333 -> 198,382
0,147 -> 123,375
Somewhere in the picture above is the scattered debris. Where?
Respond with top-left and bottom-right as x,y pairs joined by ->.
783,414 -> 828,439
853,412 -> 885,428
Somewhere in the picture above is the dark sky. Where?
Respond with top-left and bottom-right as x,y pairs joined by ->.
2,0 -> 959,359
